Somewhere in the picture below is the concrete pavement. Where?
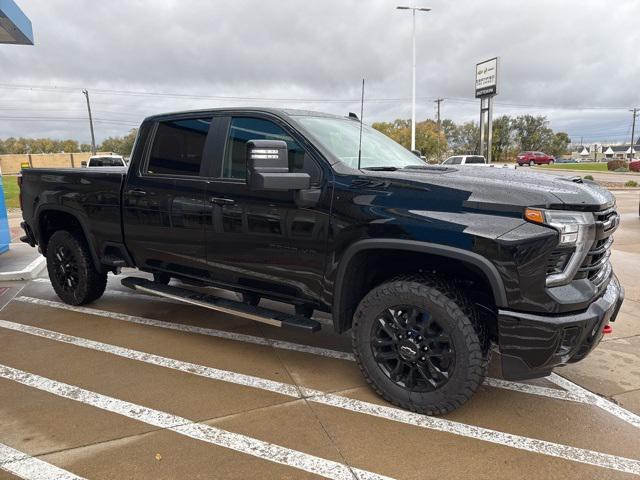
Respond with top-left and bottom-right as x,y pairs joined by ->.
0,191 -> 638,479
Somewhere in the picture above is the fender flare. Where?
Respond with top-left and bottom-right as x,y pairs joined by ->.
35,205 -> 102,270
332,239 -> 508,331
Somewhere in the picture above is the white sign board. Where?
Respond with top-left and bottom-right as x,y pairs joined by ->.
475,57 -> 498,98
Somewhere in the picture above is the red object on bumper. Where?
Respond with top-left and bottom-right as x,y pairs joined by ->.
603,325 -> 613,334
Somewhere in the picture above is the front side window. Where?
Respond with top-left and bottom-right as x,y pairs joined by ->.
147,117 -> 212,176
222,117 -> 306,180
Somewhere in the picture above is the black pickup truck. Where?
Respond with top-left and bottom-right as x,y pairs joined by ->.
19,108 -> 624,414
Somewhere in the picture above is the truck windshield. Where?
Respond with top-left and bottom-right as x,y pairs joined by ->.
296,116 -> 425,169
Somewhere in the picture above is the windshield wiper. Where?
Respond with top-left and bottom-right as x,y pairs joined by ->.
361,166 -> 399,171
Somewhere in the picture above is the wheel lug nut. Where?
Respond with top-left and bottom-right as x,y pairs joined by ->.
423,346 -> 428,351
417,336 -> 422,341
407,332 -> 412,336
420,356 -> 426,361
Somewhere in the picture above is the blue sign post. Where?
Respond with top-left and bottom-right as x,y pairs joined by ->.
0,0 -> 33,254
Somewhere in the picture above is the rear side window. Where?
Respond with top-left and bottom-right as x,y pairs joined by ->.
89,157 -> 124,167
465,156 -> 485,164
147,117 -> 212,176
447,156 -> 462,165
222,117 -> 313,181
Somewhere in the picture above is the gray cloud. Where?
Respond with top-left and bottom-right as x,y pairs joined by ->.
0,0 -> 638,145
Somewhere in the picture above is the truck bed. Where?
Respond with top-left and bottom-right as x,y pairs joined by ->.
20,167 -> 127,262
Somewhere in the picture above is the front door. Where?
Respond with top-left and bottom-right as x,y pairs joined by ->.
204,115 -> 332,304
123,115 -> 213,279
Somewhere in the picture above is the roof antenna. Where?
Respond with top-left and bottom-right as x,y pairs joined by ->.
357,78 -> 365,171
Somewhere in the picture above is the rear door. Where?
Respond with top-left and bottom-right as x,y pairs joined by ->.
123,115 -> 213,279
203,114 -> 331,304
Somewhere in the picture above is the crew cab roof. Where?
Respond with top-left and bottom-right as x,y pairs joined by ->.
143,107 -> 346,122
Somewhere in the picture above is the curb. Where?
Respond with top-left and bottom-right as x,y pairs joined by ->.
0,256 -> 46,281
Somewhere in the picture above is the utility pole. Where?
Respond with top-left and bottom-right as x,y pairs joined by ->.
396,5 -> 431,152
434,97 -> 443,127
82,89 -> 96,155
630,108 -> 638,160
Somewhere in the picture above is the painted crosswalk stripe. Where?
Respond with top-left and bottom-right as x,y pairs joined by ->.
0,364 -> 392,480
0,442 -> 86,480
2,319 -> 639,476
11,296 -> 596,404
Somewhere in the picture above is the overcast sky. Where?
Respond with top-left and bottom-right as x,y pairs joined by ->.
1,0 -> 639,146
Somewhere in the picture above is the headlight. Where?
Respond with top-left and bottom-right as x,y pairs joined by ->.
525,208 -> 596,287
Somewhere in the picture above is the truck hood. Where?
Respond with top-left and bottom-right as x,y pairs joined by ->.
367,166 -> 616,212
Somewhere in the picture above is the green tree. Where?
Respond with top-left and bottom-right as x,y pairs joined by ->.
372,119 -> 446,161
512,115 -> 554,152
491,115 -> 513,162
445,121 -> 480,155
545,132 -> 571,158
99,128 -> 138,156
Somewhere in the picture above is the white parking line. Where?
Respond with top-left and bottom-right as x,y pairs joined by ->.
2,319 -> 639,476
16,296 -> 354,361
549,373 -> 640,429
11,296 -> 596,403
482,377 -> 585,403
0,364 -> 393,480
0,442 -> 86,480
31,277 -> 336,326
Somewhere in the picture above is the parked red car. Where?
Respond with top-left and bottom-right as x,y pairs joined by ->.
517,151 -> 555,166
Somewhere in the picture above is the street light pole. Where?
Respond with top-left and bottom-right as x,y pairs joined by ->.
630,108 -> 638,161
397,6 -> 431,152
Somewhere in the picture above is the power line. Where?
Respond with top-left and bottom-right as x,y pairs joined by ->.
0,82 -> 634,111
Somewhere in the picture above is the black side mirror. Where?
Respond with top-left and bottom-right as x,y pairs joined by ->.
81,161 -> 87,167
247,139 -> 310,191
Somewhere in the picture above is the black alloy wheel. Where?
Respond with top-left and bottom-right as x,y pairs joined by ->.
371,306 -> 455,391
46,230 -> 108,305
51,244 -> 79,292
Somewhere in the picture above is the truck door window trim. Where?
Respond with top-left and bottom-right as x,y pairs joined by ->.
209,112 -> 324,187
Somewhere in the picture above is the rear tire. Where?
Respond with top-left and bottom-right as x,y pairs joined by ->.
352,275 -> 487,415
549,159 -> 555,165
46,230 -> 107,306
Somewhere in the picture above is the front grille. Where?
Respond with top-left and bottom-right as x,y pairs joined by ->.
576,207 -> 619,286
546,206 -> 618,287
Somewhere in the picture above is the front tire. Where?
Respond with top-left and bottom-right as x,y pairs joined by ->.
549,159 -> 555,165
352,276 -> 487,415
529,160 -> 536,166
46,230 -> 107,305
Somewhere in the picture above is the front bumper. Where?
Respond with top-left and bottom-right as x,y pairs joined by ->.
497,275 -> 624,380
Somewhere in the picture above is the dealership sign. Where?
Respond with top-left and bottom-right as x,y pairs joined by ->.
475,57 -> 498,98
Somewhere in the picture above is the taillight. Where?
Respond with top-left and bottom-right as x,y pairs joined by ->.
17,175 -> 23,211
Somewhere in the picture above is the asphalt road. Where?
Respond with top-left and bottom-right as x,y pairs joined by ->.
528,165 -> 640,184
0,192 -> 639,480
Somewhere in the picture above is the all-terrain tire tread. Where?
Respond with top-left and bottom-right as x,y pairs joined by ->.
351,274 -> 488,415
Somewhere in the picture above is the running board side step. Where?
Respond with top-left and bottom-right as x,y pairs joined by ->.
121,277 -> 321,333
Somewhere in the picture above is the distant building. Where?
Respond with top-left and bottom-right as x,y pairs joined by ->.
571,136 -> 639,161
